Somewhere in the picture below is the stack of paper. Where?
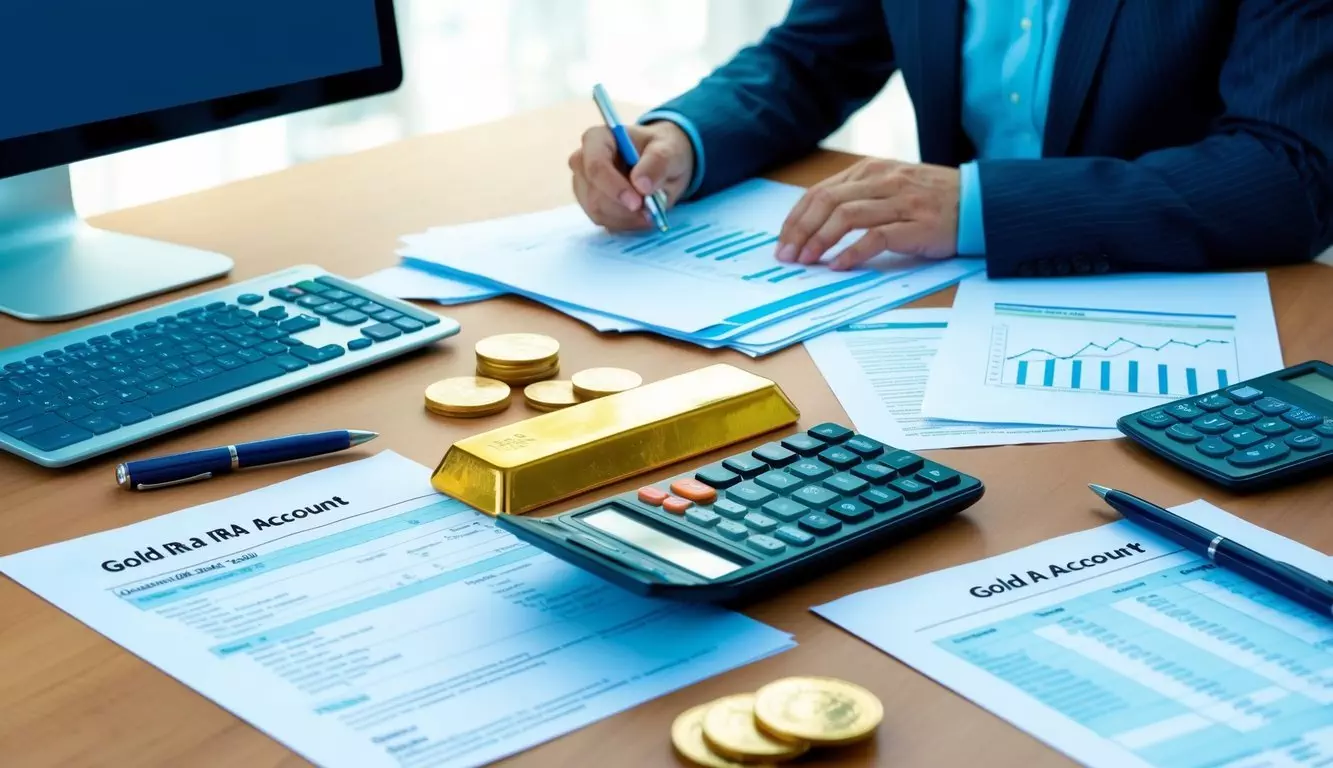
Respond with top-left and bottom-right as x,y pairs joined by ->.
377,179 -> 983,356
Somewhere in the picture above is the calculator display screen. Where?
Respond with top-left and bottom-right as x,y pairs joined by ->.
582,508 -> 743,579
1285,371 -> 1333,402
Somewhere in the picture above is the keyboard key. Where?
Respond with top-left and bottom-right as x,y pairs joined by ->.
752,442 -> 797,467
670,478 -> 717,503
1255,418 -> 1293,436
330,309 -> 369,326
1165,402 -> 1205,420
761,498 -> 807,522
142,381 -> 172,395
359,303 -> 389,315
290,345 -> 333,364
889,477 -> 931,500
756,470 -> 802,493
808,422 -> 853,443
743,513 -> 778,533
236,293 -> 263,305
787,458 -> 834,482
1222,428 -> 1265,448
780,433 -> 825,456
370,309 -> 402,323
841,435 -> 884,458
108,405 -> 152,425
257,341 -> 288,356
211,314 -> 244,329
774,526 -> 815,548
74,415 -> 119,435
293,280 -> 329,295
318,289 -> 353,302
1283,408 -> 1323,428
716,521 -> 749,541
916,465 -> 960,488
3,413 -> 64,439
1287,432 -> 1322,451
685,508 -> 720,528
798,513 -> 841,536
1191,414 -> 1233,435
881,450 -> 925,474
1136,410 -> 1175,429
56,405 -> 92,422
727,481 -> 775,507
360,323 -> 402,342
392,317 -> 426,333
1165,423 -> 1204,443
695,465 -> 740,489
258,306 -> 288,320
823,472 -> 868,496
271,355 -> 307,372
1226,385 -> 1264,403
1253,397 -> 1291,416
24,424 -> 94,451
1221,406 -> 1261,424
190,364 -> 221,381
1317,419 -> 1333,438
817,447 -> 859,470
663,497 -> 692,515
1194,393 -> 1233,411
1196,437 -> 1234,458
828,500 -> 872,523
236,349 -> 266,363
712,499 -> 748,520
342,297 -> 369,309
113,387 -> 146,403
140,361 -> 286,416
851,462 -> 895,484
312,302 -> 346,317
722,454 -> 767,478
214,355 -> 245,370
1228,440 -> 1290,468
745,535 -> 785,556
636,486 -> 667,506
347,338 -> 373,351
0,404 -> 45,428
278,315 -> 320,334
792,485 -> 839,509
860,488 -> 904,511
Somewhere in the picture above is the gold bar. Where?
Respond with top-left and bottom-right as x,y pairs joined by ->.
432,364 -> 800,515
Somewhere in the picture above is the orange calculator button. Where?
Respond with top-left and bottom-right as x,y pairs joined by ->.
663,496 -> 693,515
670,478 -> 717,504
637,486 -> 668,506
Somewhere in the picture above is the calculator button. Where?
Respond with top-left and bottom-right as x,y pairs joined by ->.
663,496 -> 693,515
717,521 -> 750,541
1287,432 -> 1322,451
781,434 -> 825,456
1221,406 -> 1261,424
695,465 -> 741,489
828,500 -> 872,523
727,481 -> 775,507
889,477 -> 932,500
823,472 -> 869,496
860,488 -> 905,511
881,450 -> 925,474
1194,393 -> 1233,411
752,443 -> 797,467
808,422 -> 853,443
817,447 -> 859,470
670,478 -> 718,504
1195,438 -> 1234,458
1165,402 -> 1205,420
756,470 -> 803,493
798,513 -> 842,536
792,485 -> 840,509
916,465 -> 960,488
851,462 -> 896,484
1165,424 -> 1204,443
637,487 -> 668,506
1317,419 -> 1333,438
713,499 -> 749,520
1227,440 -> 1291,468
745,535 -> 786,556
1283,408 -> 1323,429
1253,397 -> 1292,416
1226,385 -> 1264,403
1191,415 -> 1233,435
722,454 -> 768,478
685,508 -> 720,528
762,498 -> 809,522
841,435 -> 885,459
787,459 -> 834,482
774,526 -> 815,548
1255,418 -> 1293,437
1222,428 -> 1265,448
743,513 -> 779,533
1137,411 -> 1176,429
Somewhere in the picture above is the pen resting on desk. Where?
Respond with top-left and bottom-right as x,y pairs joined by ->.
432,364 -> 800,516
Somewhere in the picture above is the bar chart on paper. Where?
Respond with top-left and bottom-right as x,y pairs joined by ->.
985,304 -> 1241,398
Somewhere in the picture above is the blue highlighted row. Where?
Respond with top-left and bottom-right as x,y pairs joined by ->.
1014,359 -> 1236,396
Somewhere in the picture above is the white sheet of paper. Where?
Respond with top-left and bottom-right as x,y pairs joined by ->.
0,453 -> 794,768
355,265 -> 502,304
922,273 -> 1284,428
806,308 -> 1120,449
816,500 -> 1333,768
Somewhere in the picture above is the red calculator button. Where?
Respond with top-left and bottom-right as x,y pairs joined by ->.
670,478 -> 717,504
637,486 -> 668,506
663,496 -> 693,515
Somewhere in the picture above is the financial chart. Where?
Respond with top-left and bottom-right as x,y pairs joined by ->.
984,303 -> 1241,398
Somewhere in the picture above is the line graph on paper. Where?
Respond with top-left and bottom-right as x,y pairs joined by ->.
983,303 -> 1241,398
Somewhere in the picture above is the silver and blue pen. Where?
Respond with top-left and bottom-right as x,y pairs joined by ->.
592,83 -> 671,233
117,429 -> 377,490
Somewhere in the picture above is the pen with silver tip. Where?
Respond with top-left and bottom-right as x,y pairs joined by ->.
117,430 -> 378,491
592,83 -> 671,233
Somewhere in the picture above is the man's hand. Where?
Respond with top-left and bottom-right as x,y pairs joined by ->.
776,159 -> 961,270
569,122 -> 695,231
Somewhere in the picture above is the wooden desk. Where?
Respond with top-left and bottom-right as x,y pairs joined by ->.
2,101 -> 1331,767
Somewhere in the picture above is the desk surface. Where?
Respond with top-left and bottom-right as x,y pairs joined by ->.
2,101 -> 1331,767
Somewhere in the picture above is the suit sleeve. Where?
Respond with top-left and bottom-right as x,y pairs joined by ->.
652,0 -> 897,199
979,0 -> 1333,276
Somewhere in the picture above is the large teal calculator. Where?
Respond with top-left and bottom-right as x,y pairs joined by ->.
497,422 -> 984,602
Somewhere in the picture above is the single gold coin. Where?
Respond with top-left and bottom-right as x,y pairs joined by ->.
523,380 -> 580,412
474,333 -> 560,366
671,703 -> 758,768
753,677 -> 883,747
570,367 -> 643,400
701,694 -> 808,764
424,376 -> 511,417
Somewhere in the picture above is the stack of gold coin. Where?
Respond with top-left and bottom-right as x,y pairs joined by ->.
475,333 -> 560,385
571,367 -> 643,400
673,677 -> 882,766
424,376 -> 512,418
522,380 -> 579,412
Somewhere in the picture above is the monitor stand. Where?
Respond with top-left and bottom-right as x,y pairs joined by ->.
0,167 -> 233,322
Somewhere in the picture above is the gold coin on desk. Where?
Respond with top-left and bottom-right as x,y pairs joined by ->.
523,380 -> 579,412
671,703 -> 757,768
701,694 -> 808,763
424,376 -> 511,417
753,677 -> 883,747
475,333 -> 560,366
571,367 -> 643,400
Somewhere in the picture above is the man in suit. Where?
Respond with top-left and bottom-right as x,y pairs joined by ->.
567,1 -> 1333,276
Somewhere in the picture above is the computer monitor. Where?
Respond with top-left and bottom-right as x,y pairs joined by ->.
0,1 -> 402,321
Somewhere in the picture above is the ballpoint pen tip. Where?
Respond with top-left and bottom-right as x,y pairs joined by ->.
348,430 -> 379,446
1088,483 -> 1111,499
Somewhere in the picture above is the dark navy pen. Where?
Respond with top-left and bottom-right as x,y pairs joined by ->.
1090,484 -> 1333,618
117,430 -> 377,490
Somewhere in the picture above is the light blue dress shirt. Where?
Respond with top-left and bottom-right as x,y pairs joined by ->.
644,0 -> 1070,258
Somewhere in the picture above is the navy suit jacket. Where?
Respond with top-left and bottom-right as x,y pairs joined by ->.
656,0 -> 1333,277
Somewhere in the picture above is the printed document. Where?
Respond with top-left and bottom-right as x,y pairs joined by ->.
805,308 -> 1119,449
816,501 -> 1333,768
0,452 -> 794,768
922,273 -> 1283,428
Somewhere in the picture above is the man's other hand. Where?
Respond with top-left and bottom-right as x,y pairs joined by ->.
569,122 -> 695,231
